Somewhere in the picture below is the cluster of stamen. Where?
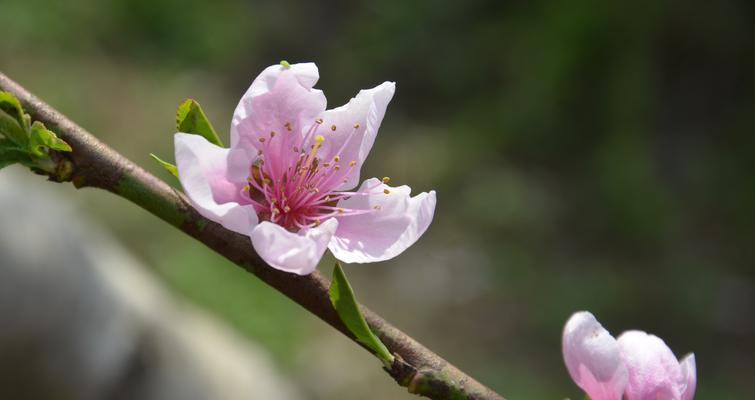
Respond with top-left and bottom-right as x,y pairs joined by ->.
241,119 -> 390,231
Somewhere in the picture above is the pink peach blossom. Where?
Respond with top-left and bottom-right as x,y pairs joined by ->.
562,311 -> 696,400
174,62 -> 436,275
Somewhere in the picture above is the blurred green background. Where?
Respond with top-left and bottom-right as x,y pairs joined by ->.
2,0 -> 754,398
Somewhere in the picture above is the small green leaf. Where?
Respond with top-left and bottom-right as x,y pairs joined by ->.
329,263 -> 394,365
0,91 -> 26,127
176,99 -> 223,147
29,121 -> 72,157
150,153 -> 179,177
0,144 -> 32,170
0,108 -> 29,148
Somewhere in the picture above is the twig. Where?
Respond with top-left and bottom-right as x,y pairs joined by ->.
0,71 -> 505,400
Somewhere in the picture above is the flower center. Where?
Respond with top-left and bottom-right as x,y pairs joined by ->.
240,118 -> 387,231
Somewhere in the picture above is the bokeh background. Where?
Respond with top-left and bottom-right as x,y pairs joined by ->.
2,0 -> 754,398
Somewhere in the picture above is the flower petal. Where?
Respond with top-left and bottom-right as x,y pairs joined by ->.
318,82 -> 395,190
562,311 -> 628,400
617,330 -> 685,400
679,353 -> 697,400
328,178 -> 435,263
231,62 -> 326,148
175,133 -> 258,235
250,218 -> 338,275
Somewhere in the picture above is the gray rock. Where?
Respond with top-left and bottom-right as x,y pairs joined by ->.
0,168 -> 301,400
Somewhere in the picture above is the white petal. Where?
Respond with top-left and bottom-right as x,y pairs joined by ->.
318,82 -> 395,190
562,311 -> 628,400
245,63 -> 321,97
231,62 -> 326,148
617,330 -> 685,400
250,218 -> 338,275
679,353 -> 697,400
174,133 -> 258,235
328,178 -> 435,263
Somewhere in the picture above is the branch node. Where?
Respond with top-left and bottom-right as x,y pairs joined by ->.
385,353 -> 418,387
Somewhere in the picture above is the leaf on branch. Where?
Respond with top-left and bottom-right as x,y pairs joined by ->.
150,153 -> 179,178
29,121 -> 72,156
0,107 -> 29,148
329,262 -> 394,366
0,92 -> 72,174
176,99 -> 223,147
0,91 -> 26,128
0,144 -> 32,170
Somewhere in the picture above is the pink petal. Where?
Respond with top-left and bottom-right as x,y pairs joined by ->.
243,62 -> 321,98
562,311 -> 628,400
318,82 -> 395,190
231,62 -> 326,149
679,354 -> 697,400
250,218 -> 338,275
328,178 -> 435,263
617,330 -> 686,400
174,133 -> 258,235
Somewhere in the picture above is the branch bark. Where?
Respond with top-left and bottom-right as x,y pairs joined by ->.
0,71 -> 505,400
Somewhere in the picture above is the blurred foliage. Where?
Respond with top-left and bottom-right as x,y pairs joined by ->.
2,0 -> 754,398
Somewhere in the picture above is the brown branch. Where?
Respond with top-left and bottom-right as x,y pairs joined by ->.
0,71 -> 505,400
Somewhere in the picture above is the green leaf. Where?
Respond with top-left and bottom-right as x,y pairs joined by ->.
0,91 -> 26,127
29,121 -> 72,157
176,99 -> 223,147
0,144 -> 32,170
150,153 -> 179,177
329,263 -> 394,365
0,108 -> 29,148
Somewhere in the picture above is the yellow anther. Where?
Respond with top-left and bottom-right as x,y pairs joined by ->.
334,165 -> 341,171
258,137 -> 266,143
349,160 -> 356,166
323,162 -> 331,167
270,131 -> 276,137
314,219 -> 321,226
383,189 -> 390,194
333,155 -> 340,162
303,135 -> 325,171
283,206 -> 291,213
382,176 -> 391,183
324,195 -> 331,201
272,208 -> 280,214
316,118 -> 323,124
337,208 -> 345,213
331,124 -> 337,131
353,123 -> 360,129
242,185 -> 250,192
263,178 -> 271,185
284,122 -> 292,131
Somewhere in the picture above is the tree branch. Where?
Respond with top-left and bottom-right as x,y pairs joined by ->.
0,71 -> 505,400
